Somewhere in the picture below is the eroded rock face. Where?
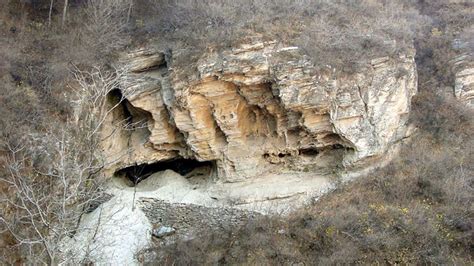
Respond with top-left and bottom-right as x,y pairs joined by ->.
451,46 -> 474,107
102,40 -> 417,182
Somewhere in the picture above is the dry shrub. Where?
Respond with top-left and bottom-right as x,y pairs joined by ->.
149,1 -> 473,262
0,66 -> 128,264
415,0 -> 474,89
136,0 -> 429,72
154,93 -> 473,264
81,0 -> 131,56
0,1 -> 132,263
0,5 -> 130,261
0,0 -> 472,264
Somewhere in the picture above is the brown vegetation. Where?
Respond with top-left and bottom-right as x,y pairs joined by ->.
0,1 -> 132,263
136,0 -> 429,72
147,1 -> 474,264
0,0 -> 473,264
153,93 -> 473,264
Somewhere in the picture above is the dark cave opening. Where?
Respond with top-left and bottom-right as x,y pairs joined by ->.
299,147 -> 320,156
107,88 -> 131,120
114,159 -> 215,185
107,88 -> 153,133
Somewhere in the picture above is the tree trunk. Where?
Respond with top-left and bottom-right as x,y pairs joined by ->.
62,0 -> 68,26
127,0 -> 133,23
48,0 -> 54,27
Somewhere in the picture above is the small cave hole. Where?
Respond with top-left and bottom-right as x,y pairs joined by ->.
114,159 -> 215,186
332,144 -> 345,150
107,89 -> 131,121
107,88 -> 153,134
299,148 -> 320,156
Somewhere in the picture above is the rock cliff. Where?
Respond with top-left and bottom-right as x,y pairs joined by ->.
451,45 -> 473,107
70,39 -> 419,264
102,39 -> 417,183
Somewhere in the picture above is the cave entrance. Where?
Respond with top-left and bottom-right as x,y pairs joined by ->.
114,159 -> 215,185
107,88 -> 153,138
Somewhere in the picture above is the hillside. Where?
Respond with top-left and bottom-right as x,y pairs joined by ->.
0,0 -> 472,264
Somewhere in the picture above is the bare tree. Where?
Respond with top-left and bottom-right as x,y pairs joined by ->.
127,0 -> 133,23
82,0 -> 132,54
48,0 -> 54,27
62,0 -> 68,26
70,65 -> 129,136
0,131 -> 104,264
0,65 -> 131,264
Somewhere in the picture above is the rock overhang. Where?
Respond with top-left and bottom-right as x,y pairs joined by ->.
101,39 -> 417,183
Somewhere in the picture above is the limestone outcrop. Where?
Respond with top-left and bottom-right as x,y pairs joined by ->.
102,39 -> 417,182
451,46 -> 474,107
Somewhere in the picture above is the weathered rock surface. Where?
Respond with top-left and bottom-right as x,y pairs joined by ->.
102,39 -> 417,182
65,170 -> 264,265
141,198 -> 261,240
77,45 -> 419,264
451,41 -> 474,106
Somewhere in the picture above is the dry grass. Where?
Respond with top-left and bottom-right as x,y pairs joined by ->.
133,0 -> 429,72
154,93 -> 473,265
0,0 -> 472,264
146,1 -> 474,264
0,1 -> 128,263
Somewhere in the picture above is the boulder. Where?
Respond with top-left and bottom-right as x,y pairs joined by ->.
152,226 -> 176,238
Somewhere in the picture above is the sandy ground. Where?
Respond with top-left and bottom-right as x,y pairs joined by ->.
64,169 -> 335,264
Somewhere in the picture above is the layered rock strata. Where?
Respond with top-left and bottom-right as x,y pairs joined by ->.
102,39 -> 417,182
